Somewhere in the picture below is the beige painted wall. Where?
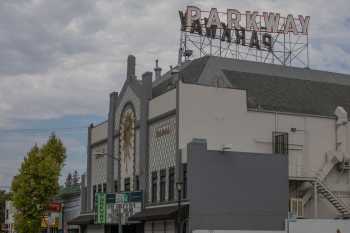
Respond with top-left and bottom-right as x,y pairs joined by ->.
178,81 -> 340,178
91,143 -> 107,186
91,121 -> 107,144
149,89 -> 176,119
193,219 -> 350,233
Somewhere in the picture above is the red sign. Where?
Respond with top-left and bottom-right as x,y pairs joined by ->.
48,202 -> 61,212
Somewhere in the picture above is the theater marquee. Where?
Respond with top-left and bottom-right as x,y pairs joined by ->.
178,6 -> 310,67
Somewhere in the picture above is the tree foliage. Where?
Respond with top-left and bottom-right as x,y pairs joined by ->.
11,134 -> 66,233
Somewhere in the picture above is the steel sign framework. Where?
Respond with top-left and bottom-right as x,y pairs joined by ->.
178,6 -> 310,67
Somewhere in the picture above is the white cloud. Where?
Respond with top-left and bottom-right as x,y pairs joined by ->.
0,0 -> 348,126
0,0 -> 349,187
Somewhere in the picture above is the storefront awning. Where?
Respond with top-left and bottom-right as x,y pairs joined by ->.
68,213 -> 95,225
129,205 -> 188,222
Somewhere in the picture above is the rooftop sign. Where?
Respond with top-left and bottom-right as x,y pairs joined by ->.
180,6 -> 310,34
177,6 -> 310,67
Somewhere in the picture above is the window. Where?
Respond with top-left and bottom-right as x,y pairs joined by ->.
160,169 -> 166,202
152,171 -> 158,203
6,209 -> 9,220
182,163 -> 187,199
124,177 -> 130,192
273,132 -> 289,155
103,183 -> 106,193
98,184 -> 102,192
114,180 -> 118,193
135,176 -> 140,191
93,185 -> 97,210
168,167 -> 175,201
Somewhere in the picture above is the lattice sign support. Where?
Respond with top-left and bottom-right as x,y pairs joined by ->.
178,6 -> 310,67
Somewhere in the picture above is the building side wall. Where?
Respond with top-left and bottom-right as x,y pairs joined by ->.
149,89 -> 176,119
288,219 -> 350,233
178,81 -> 350,219
63,195 -> 81,230
187,141 -> 288,231
178,81 -> 337,178
148,115 -> 177,203
91,143 -> 108,187
193,218 -> 350,233
91,122 -> 108,144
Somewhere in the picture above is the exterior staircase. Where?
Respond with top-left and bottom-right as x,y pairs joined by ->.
315,178 -> 350,217
302,151 -> 350,217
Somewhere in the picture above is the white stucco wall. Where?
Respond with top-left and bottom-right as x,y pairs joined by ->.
149,89 -> 176,119
288,219 -> 350,233
178,81 -> 338,178
91,121 -> 107,144
193,219 -> 350,233
91,143 -> 107,186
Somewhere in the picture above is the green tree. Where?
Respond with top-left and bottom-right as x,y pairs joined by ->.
11,134 -> 66,233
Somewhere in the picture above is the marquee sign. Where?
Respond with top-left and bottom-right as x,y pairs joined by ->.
96,191 -> 143,224
178,6 -> 310,67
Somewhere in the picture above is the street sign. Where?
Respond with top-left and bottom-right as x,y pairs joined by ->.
106,193 -> 116,203
128,191 -> 142,202
96,193 -> 107,224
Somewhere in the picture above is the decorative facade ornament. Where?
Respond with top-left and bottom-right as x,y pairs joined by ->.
119,105 -> 136,174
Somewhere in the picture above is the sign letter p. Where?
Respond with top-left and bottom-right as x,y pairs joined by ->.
186,6 -> 201,31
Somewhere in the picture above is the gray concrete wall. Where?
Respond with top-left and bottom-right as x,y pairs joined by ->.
187,139 -> 288,231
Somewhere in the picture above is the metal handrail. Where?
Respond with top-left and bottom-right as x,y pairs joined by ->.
315,178 -> 350,213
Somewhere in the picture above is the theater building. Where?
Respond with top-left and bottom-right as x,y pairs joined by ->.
75,54 -> 350,233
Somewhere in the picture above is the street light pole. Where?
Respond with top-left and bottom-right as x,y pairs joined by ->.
176,182 -> 183,233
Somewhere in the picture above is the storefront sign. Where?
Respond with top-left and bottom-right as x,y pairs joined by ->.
156,125 -> 172,138
179,6 -> 310,51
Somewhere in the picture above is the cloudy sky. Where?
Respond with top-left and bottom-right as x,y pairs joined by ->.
0,0 -> 349,190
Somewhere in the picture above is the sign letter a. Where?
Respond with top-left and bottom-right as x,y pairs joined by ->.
207,8 -> 221,28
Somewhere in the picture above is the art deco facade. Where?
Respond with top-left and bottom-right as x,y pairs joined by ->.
76,55 -> 350,233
